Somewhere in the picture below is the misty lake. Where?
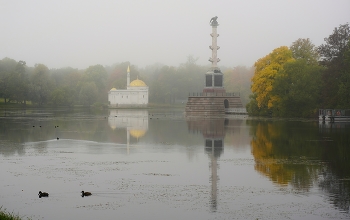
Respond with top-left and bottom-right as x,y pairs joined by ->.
0,108 -> 350,220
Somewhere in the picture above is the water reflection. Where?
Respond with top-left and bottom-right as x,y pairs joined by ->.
108,109 -> 148,154
249,120 -> 350,213
186,117 -> 238,212
2,108 -> 350,217
319,121 -> 350,133
318,122 -> 350,213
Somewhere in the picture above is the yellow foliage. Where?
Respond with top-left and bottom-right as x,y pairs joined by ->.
268,95 -> 281,109
251,123 -> 294,185
251,46 -> 294,108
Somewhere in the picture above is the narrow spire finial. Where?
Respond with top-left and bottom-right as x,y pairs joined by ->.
127,65 -> 130,73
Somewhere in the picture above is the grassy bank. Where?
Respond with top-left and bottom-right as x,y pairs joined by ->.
0,207 -> 29,220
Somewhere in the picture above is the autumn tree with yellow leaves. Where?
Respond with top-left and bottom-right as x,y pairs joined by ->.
247,46 -> 294,115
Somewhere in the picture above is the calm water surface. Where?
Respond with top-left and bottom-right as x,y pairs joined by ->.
0,108 -> 350,220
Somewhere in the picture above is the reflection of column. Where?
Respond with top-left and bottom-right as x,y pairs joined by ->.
210,145 -> 218,211
186,117 -> 226,212
206,138 -> 222,211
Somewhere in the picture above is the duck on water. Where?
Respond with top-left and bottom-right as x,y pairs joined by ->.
81,191 -> 92,197
38,191 -> 49,198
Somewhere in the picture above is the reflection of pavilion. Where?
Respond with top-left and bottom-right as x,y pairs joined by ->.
319,121 -> 350,131
108,109 -> 148,153
187,117 -> 226,211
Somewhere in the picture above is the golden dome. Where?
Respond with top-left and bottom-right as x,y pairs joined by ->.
130,78 -> 147,87
110,125 -> 116,130
129,129 -> 146,138
110,88 -> 117,91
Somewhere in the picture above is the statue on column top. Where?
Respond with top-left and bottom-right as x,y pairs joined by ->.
210,16 -> 218,25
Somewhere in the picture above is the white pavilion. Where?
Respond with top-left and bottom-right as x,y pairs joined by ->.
108,66 -> 148,108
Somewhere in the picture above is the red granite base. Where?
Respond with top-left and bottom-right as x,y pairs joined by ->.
185,96 -> 243,116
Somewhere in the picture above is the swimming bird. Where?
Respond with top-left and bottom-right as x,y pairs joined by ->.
81,191 -> 92,197
38,191 -> 49,197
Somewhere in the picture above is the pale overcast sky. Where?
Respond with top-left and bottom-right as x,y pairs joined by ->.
0,0 -> 349,69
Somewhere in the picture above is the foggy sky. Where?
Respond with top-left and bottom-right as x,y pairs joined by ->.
1,0 -> 349,69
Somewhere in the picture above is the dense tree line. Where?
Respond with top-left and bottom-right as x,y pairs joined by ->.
247,23 -> 350,117
0,55 -> 252,107
0,53 -> 253,106
0,59 -> 110,107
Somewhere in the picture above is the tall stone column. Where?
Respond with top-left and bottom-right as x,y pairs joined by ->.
185,16 -> 244,115
204,16 -> 224,92
209,17 -> 220,68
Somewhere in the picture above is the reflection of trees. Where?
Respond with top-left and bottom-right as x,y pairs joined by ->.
0,140 -> 25,156
250,121 -> 322,188
0,109 -> 112,156
250,120 -> 350,212
319,165 -> 350,213
224,118 -> 249,151
0,118 -> 29,156
318,128 -> 350,213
